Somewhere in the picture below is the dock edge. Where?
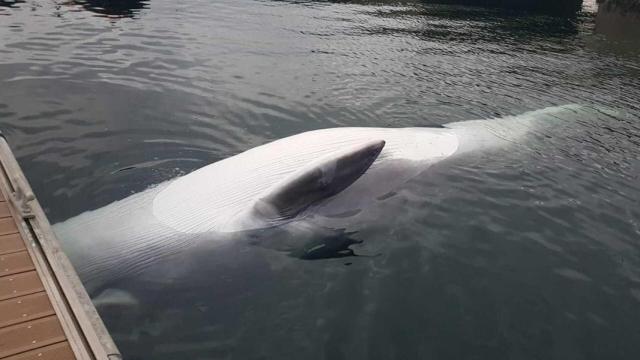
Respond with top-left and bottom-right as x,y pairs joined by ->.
0,132 -> 121,360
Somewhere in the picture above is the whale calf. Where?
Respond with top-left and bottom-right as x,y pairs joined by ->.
53,104 -> 586,291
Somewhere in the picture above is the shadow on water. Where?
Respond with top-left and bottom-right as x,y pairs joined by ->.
305,0 -> 584,15
288,229 -> 365,260
419,0 -> 584,14
595,0 -> 640,42
71,0 -> 150,18
0,0 -> 24,9
360,5 -> 583,40
247,226 -> 371,260
285,0 -> 586,42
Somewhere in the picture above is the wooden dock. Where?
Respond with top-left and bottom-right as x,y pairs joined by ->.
0,134 -> 120,360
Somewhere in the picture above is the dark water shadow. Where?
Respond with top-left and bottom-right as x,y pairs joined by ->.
326,1 -> 589,56
288,229 -> 365,260
0,0 -> 24,9
246,225 -> 372,260
285,0 -> 584,15
419,0 -> 583,15
365,5 -> 582,39
279,0 -> 586,44
71,0 -> 150,18
595,0 -> 640,42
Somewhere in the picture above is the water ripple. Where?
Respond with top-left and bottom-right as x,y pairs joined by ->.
1,0 -> 640,359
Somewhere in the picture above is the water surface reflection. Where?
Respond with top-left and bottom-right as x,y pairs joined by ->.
1,0 -> 639,359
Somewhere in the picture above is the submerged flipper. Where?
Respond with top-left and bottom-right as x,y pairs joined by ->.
252,139 -> 385,221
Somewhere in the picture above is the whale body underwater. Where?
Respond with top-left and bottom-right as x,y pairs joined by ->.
53,104 -> 586,291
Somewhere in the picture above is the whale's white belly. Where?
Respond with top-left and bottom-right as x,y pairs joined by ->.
152,127 -> 459,233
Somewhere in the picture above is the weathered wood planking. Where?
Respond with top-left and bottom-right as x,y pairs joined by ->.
1,251 -> 35,277
0,292 -> 56,328
0,133 -> 121,360
0,271 -> 45,301
4,341 -> 75,360
0,233 -> 25,256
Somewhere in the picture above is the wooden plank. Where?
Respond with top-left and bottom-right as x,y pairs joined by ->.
4,341 -> 75,360
0,291 -> 55,328
0,233 -> 25,255
0,140 -> 120,360
0,271 -> 44,301
0,137 -> 120,359
10,224 -> 95,360
1,214 -> 94,360
0,201 -> 11,218
0,217 -> 18,236
0,315 -> 67,358
1,250 -> 35,277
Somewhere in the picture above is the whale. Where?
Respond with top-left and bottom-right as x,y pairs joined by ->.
52,104 -> 587,292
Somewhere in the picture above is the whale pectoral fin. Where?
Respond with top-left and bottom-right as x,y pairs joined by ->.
253,139 -> 386,221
